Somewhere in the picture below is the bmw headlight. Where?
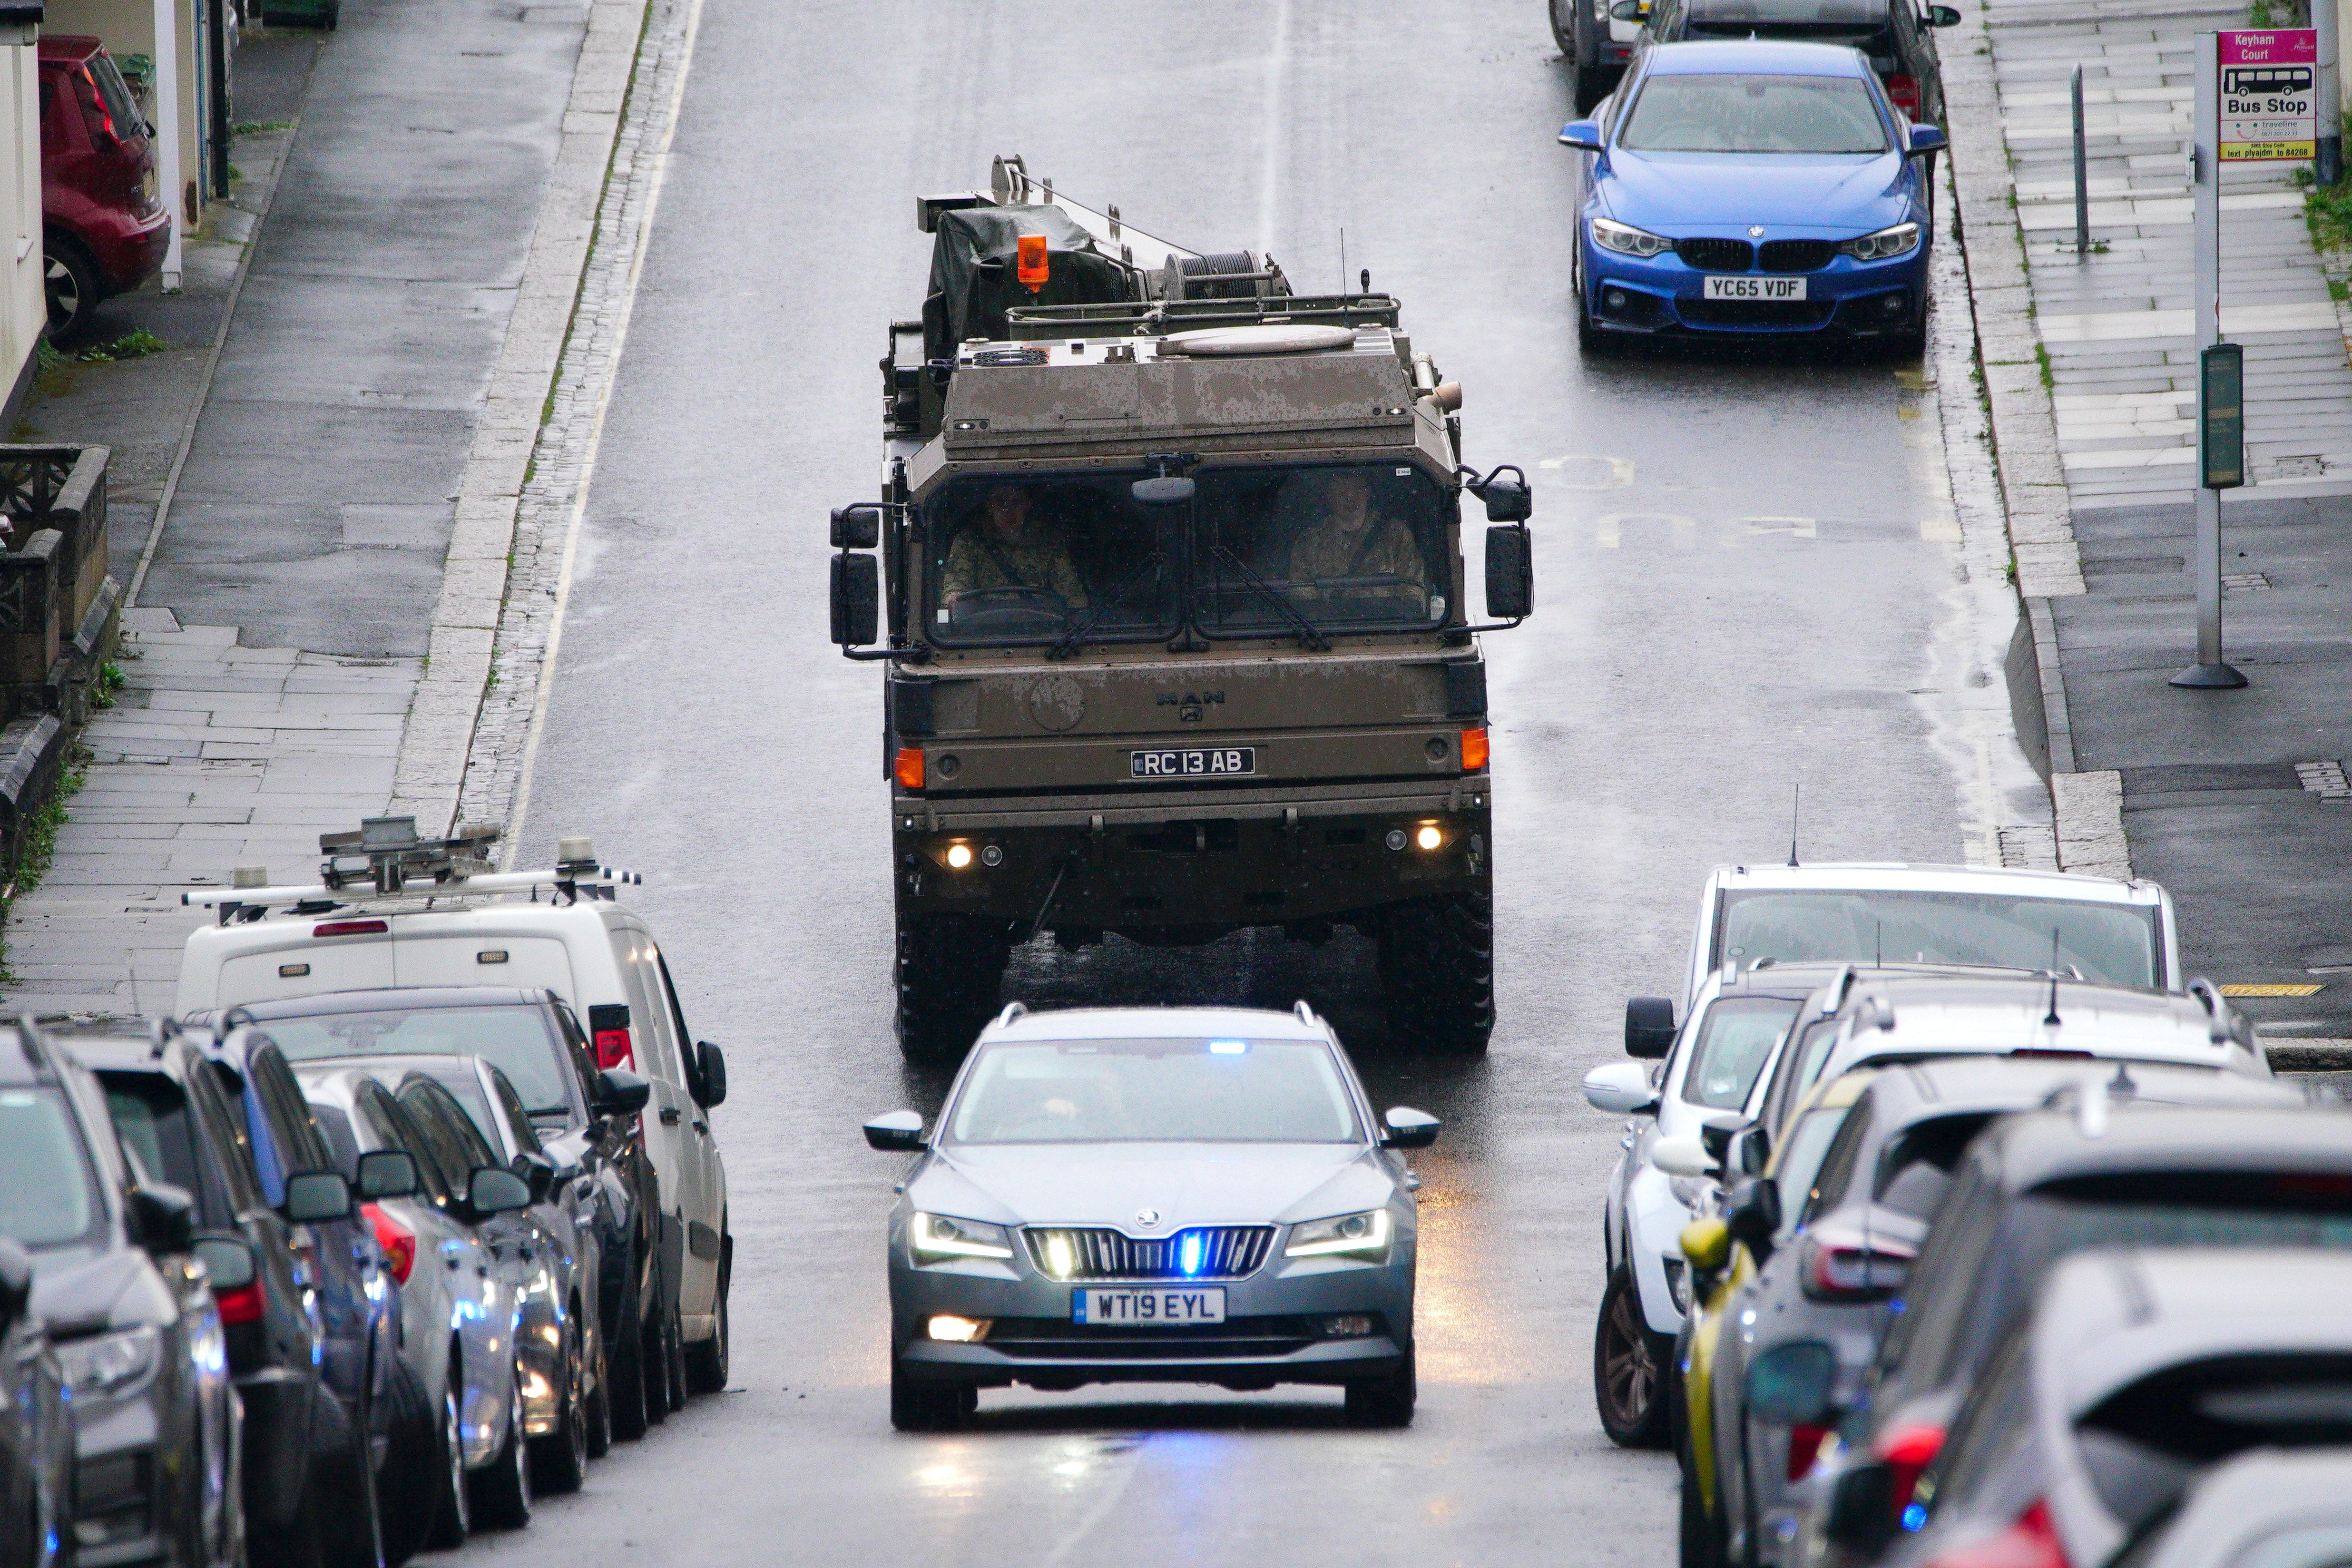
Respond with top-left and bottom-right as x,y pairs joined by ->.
909,1212 -> 1012,1262
1591,217 -> 1673,259
1285,1209 -> 1392,1259
1842,222 -> 1920,261
57,1325 -> 162,1399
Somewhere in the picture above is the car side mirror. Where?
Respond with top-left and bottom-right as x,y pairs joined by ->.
127,1182 -> 198,1253
1625,996 -> 1677,1058
1907,124 -> 1949,157
830,504 -> 882,549
1611,0 -> 1646,19
0,1238 -> 31,1332
1484,524 -> 1533,619
1747,1339 -> 1837,1426
1558,119 -> 1606,152
591,1068 -> 652,1118
1724,1176 -> 1783,1260
190,1232 -> 257,1294
283,1170 -> 354,1225
1726,1125 -> 1770,1176
1583,1061 -> 1659,1115
514,1153 -> 557,1203
864,1109 -> 927,1152
1651,1135 -> 1712,1179
1680,1215 -> 1730,1274
831,552 -> 880,648
1699,1118 -> 1744,1169
1382,1106 -> 1441,1149
691,1041 -> 727,1108
468,1166 -> 533,1216
355,1149 -> 419,1200
1823,1460 -> 1897,1554
1925,4 -> 1960,22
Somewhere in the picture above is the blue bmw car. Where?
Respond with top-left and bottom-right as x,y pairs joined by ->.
1558,39 -> 1947,347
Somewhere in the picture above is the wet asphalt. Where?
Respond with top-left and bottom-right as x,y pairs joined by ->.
478,0 -> 2009,1562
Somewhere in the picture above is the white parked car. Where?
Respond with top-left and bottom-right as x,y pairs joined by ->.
174,820 -> 731,1401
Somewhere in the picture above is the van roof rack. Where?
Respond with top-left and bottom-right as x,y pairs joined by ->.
180,816 -> 641,923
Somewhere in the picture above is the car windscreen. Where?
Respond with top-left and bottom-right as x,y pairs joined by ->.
0,1087 -> 104,1248
948,1039 -> 1362,1145
1194,462 -> 1452,637
1682,995 -> 1803,1108
1619,72 -> 1890,153
920,470 -> 1175,647
259,1005 -> 578,1120
1717,889 -> 2161,987
2080,1353 -> 2352,1537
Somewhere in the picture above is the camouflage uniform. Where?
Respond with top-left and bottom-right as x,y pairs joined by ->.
941,527 -> 1089,607
1286,517 -> 1427,611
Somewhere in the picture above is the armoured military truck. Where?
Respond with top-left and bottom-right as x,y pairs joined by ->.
830,157 -> 1535,1061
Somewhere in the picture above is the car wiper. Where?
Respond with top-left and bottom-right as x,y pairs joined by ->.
1048,553 -> 1167,661
1208,545 -> 1330,651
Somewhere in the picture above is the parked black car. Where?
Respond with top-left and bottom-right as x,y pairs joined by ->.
0,1237 -> 73,1568
1,1019 -> 243,1568
1879,1249 -> 2352,1568
215,990 -> 666,1438
1691,1059 -> 2303,1568
66,1022 -> 407,1568
1796,1101 -> 2352,1568
1637,0 -> 1959,124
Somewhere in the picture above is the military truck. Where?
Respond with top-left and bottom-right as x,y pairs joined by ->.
830,157 -> 1535,1062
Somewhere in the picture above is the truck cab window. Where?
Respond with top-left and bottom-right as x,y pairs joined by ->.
922,471 -> 1175,646
1195,462 -> 1450,636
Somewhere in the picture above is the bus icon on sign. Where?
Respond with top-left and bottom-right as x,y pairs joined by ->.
2224,64 -> 2313,95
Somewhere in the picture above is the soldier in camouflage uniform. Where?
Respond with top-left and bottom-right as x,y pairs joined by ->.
941,484 -> 1088,611
1285,470 -> 1427,614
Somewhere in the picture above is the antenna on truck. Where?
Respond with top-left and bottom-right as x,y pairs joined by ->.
179,816 -> 642,923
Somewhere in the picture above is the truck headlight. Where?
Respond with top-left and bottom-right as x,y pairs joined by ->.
1285,1209 -> 1392,1259
58,1326 -> 161,1399
910,1212 -> 1012,1262
1842,222 -> 1920,261
1591,218 -> 1673,258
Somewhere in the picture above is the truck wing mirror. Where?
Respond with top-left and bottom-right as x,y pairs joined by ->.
1485,525 -> 1533,620
1625,996 -> 1676,1057
831,505 -> 882,549
832,553 -> 880,647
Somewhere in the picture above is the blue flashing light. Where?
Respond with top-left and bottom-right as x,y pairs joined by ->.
1901,1504 -> 1928,1533
1208,1040 -> 1247,1055
1179,1233 -> 1204,1275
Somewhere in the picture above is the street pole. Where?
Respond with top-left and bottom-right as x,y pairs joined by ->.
2073,64 -> 2090,255
2173,32 -> 2248,688
153,0 -> 184,290
2320,0 -> 2342,186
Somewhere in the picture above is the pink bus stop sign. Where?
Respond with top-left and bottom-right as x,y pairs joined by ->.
2219,29 -> 2318,160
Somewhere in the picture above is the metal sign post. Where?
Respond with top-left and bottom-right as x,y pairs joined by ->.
2172,29 -> 2314,689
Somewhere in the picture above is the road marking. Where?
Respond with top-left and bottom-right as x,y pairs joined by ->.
1742,516 -> 1816,538
1539,454 -> 1635,489
2223,983 -> 2325,997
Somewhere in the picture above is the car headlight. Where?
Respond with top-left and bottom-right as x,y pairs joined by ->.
57,1326 -> 162,1399
1842,222 -> 1920,261
909,1212 -> 1012,1262
1285,1209 -> 1392,1258
1591,217 -> 1673,258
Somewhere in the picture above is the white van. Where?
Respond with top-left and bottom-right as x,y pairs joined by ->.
175,876 -> 731,1392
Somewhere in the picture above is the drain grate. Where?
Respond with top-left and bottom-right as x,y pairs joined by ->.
2298,760 -> 2352,803
1996,824 -> 2058,869
2223,572 -> 2273,590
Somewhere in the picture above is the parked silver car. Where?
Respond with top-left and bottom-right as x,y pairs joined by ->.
865,1003 -> 1438,1431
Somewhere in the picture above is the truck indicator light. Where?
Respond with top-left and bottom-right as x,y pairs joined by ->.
1461,727 -> 1490,771
895,747 -> 925,790
1017,234 -> 1049,290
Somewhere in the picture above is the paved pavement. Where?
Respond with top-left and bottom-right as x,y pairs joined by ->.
1957,0 -> 2352,1039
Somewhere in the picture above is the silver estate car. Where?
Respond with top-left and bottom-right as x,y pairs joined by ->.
864,1003 -> 1439,1431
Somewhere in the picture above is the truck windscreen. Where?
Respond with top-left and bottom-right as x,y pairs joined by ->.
920,461 -> 1452,647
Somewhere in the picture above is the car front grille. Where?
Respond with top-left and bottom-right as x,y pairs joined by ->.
1759,239 -> 1837,272
985,1316 -> 1322,1359
1022,1225 -> 1274,1280
1679,298 -> 1838,328
1676,237 -> 1754,272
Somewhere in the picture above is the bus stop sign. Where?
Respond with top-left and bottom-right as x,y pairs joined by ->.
2219,29 -> 2318,160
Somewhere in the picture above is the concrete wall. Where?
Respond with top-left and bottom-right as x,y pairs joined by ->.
43,0 -> 210,225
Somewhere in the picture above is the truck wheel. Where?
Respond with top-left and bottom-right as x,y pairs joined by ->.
1376,892 -> 1494,1053
896,912 -> 1011,1064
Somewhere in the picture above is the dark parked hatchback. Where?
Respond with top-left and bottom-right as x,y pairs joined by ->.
1639,0 -> 1957,123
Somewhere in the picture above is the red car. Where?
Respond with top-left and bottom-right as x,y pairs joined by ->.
38,36 -> 170,338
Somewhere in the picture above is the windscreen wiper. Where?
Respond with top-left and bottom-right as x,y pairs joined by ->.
1047,553 -> 1168,661
1209,545 -> 1330,651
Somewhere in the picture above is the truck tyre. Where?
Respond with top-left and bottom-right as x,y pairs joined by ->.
896,912 -> 1011,1064
1376,892 -> 1494,1053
